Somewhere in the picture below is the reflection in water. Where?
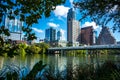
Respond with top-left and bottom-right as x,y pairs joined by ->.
0,56 -> 4,70
0,53 -> 120,73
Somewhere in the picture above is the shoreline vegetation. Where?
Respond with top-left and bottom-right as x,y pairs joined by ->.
0,42 -> 120,58
0,42 -> 50,57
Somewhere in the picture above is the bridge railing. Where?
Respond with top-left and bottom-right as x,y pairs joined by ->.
48,44 -> 120,51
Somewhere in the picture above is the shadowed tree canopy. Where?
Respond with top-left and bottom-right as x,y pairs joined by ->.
73,0 -> 120,32
0,0 -> 65,42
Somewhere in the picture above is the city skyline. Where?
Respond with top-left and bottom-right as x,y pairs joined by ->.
31,0 -> 119,43
1,0 -> 119,42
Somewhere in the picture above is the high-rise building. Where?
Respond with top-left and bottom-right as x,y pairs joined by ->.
57,29 -> 65,41
67,8 -> 80,46
57,30 -> 62,41
45,27 -> 56,42
80,26 -> 95,45
97,27 -> 116,45
2,14 -> 23,41
56,29 -> 67,47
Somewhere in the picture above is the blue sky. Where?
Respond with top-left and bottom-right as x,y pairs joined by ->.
31,0 -> 120,42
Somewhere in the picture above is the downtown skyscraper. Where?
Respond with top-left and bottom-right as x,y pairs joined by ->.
1,12 -> 23,41
45,27 -> 56,42
57,30 -> 62,41
67,8 -> 80,46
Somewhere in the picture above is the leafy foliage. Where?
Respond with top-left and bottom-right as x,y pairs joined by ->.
0,60 -> 46,80
15,43 -> 27,56
35,42 -> 50,54
0,42 -> 50,57
0,42 -> 28,57
73,0 -> 120,32
38,60 -> 120,80
0,63 -> 20,80
25,61 -> 46,80
107,49 -> 120,54
26,44 -> 41,54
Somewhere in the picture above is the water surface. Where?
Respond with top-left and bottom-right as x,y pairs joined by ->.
0,53 -> 120,72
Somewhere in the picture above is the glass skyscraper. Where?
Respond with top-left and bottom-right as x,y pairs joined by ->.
57,30 -> 62,41
1,13 -> 23,41
45,27 -> 56,42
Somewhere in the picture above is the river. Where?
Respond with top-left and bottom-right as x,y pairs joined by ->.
0,53 -> 120,72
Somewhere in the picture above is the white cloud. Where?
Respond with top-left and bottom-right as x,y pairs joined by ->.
70,0 -> 73,3
54,5 -> 70,18
82,22 -> 99,30
32,28 -> 43,33
47,22 -> 60,28
60,29 -> 66,40
60,29 -> 65,35
70,0 -> 74,7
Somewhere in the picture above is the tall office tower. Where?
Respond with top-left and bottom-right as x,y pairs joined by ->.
2,14 -> 23,41
45,27 -> 56,42
67,8 -> 80,46
57,29 -> 65,41
57,30 -> 62,41
97,27 -> 116,45
56,29 -> 67,47
80,26 -> 95,45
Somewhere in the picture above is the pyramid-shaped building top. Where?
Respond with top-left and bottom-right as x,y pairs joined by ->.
97,27 -> 116,45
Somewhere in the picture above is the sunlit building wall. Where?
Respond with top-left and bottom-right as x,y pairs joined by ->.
57,30 -> 62,41
45,27 -> 56,42
67,8 -> 80,46
3,14 -> 23,41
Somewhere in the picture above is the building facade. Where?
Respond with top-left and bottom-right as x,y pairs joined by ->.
57,30 -> 62,41
45,27 -> 56,42
117,41 -> 120,44
67,8 -> 80,46
2,14 -> 23,41
56,29 -> 67,47
80,26 -> 95,45
45,28 -> 67,47
97,27 -> 116,45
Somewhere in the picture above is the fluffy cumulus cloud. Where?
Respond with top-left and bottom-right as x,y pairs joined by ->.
82,22 -> 99,30
70,0 -> 74,6
60,29 -> 66,40
70,0 -> 73,3
47,22 -> 60,28
32,28 -> 43,33
54,5 -> 70,18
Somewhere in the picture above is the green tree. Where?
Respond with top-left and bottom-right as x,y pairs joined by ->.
26,44 -> 41,54
0,0 -> 66,41
73,0 -> 120,32
35,42 -> 50,54
15,43 -> 27,56
66,43 -> 72,47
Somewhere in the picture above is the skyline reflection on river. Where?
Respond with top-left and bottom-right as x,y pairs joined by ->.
0,53 -> 120,72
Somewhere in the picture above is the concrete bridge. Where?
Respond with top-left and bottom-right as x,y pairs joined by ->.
48,44 -> 120,54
